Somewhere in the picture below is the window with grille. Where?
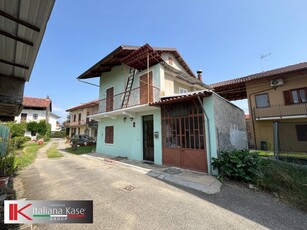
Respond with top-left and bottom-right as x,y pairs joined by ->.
105,126 -> 114,144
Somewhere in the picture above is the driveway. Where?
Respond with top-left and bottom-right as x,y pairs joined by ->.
15,139 -> 307,230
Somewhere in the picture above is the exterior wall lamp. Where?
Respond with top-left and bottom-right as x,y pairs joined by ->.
130,117 -> 134,121
123,117 -> 127,122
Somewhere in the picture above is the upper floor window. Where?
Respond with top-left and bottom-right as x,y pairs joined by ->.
255,93 -> 270,108
33,114 -> 38,120
284,87 -> 307,105
78,113 -> 81,121
179,88 -> 188,94
73,114 -> 76,122
21,113 -> 27,122
168,56 -> 173,65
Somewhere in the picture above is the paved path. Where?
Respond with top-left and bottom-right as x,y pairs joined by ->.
16,139 -> 307,230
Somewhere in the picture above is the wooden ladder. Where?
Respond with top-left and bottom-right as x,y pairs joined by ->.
121,68 -> 136,108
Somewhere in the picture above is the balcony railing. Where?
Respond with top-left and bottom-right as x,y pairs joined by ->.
254,103 -> 307,119
92,86 -> 160,115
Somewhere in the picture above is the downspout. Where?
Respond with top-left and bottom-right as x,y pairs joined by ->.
197,96 -> 212,175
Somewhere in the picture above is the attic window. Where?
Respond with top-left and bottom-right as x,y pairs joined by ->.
168,56 -> 173,65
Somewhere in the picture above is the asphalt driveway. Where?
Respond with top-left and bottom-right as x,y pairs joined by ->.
15,139 -> 307,230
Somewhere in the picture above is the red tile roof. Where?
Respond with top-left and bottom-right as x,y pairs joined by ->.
210,62 -> 307,101
66,99 -> 99,112
210,62 -> 307,88
77,43 -> 196,79
22,97 -> 51,108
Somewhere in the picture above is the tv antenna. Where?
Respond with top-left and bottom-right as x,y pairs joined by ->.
260,53 -> 271,72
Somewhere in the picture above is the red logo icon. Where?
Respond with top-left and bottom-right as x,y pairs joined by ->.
9,203 -> 32,220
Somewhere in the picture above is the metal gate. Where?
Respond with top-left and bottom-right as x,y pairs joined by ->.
0,124 -> 10,157
161,101 -> 207,172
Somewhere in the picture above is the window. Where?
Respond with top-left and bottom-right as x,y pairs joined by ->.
255,93 -> 270,108
78,113 -> 81,121
105,126 -> 114,144
296,125 -> 307,141
73,114 -> 76,122
179,88 -> 188,94
284,87 -> 307,105
33,114 -> 38,120
168,56 -> 173,65
21,113 -> 27,122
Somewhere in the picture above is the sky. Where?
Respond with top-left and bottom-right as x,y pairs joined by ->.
25,0 -> 307,122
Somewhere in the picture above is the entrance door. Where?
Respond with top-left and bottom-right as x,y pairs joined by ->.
140,72 -> 153,104
143,115 -> 154,162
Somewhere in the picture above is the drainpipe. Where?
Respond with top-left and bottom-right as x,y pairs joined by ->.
197,96 -> 212,175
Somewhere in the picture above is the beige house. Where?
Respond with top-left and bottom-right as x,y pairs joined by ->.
66,100 -> 99,138
211,62 -> 307,152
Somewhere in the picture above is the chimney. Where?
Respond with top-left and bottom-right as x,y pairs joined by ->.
197,70 -> 202,81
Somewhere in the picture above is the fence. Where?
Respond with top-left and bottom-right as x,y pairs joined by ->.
0,124 -> 10,157
273,121 -> 307,158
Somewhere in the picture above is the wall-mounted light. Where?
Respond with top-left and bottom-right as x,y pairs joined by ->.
123,117 -> 127,122
130,117 -> 134,121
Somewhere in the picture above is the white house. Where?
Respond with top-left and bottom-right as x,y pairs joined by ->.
15,97 -> 61,136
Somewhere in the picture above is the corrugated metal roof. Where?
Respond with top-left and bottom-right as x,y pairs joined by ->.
150,90 -> 212,106
0,0 -> 55,81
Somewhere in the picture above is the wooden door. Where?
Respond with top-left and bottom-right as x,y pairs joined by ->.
140,72 -> 153,104
106,87 -> 114,112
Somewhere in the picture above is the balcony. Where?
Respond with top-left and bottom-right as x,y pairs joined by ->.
69,121 -> 80,126
254,103 -> 307,120
92,86 -> 160,116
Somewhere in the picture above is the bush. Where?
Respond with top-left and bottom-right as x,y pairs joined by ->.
24,136 -> 31,142
212,149 -> 262,183
5,122 -> 26,138
51,131 -> 66,138
11,136 -> 29,149
258,159 -> 307,211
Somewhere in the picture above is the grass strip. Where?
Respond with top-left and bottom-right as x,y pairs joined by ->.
65,145 -> 95,155
46,142 -> 63,158
15,142 -> 46,169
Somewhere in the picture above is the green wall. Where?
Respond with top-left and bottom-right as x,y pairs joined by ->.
96,109 -> 162,164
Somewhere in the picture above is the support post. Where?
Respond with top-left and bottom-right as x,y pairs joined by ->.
273,121 -> 279,160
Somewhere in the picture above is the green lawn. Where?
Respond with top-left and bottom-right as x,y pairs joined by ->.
258,159 -> 307,212
46,142 -> 63,158
251,150 -> 307,159
15,142 -> 46,169
65,145 -> 95,155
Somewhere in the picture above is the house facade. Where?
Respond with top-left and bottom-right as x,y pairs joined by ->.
211,62 -> 307,152
15,96 -> 61,138
77,44 -> 247,174
66,100 -> 99,138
